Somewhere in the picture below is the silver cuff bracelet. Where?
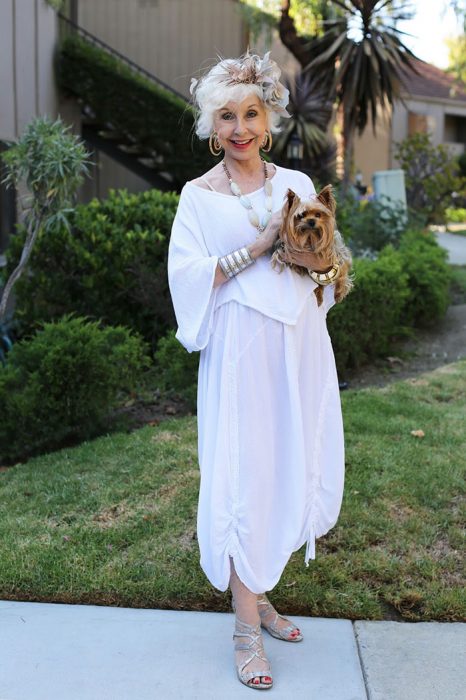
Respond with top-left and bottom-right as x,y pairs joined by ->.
218,246 -> 255,279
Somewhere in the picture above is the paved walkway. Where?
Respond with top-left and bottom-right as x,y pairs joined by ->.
434,230 -> 466,265
0,600 -> 464,699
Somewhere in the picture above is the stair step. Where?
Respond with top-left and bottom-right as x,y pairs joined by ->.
137,156 -> 159,168
97,129 -> 125,141
117,143 -> 145,155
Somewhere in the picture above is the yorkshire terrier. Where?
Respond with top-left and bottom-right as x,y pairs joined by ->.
271,184 -> 353,307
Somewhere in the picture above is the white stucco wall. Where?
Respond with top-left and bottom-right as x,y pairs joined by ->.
0,0 -> 58,143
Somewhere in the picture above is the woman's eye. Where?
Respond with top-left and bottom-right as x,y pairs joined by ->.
247,111 -> 258,117
222,113 -> 233,120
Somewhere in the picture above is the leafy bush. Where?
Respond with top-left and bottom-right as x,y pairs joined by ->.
57,34 -> 215,189
394,229 -> 451,328
445,207 -> 466,223
154,329 -> 199,411
336,192 -> 412,256
0,314 -> 150,463
394,133 -> 464,224
327,247 -> 410,369
5,188 -> 179,350
0,115 -> 90,325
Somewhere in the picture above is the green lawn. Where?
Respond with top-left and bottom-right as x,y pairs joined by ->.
0,361 -> 465,622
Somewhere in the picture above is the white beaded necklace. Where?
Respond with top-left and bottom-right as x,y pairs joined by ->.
222,158 -> 273,238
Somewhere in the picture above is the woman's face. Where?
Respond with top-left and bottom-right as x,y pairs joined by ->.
213,96 -> 268,162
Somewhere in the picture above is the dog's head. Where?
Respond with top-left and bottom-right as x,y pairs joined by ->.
281,185 -> 336,254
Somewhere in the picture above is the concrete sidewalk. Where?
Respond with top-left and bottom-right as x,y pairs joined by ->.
434,230 -> 466,265
0,600 -> 464,699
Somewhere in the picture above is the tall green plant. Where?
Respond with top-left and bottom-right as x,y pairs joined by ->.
272,70 -> 337,182
277,1 -> 419,188
394,132 -> 464,223
0,116 -> 90,323
304,0 -> 418,189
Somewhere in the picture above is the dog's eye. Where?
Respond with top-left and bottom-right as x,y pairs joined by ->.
296,212 -> 305,220
315,213 -> 321,218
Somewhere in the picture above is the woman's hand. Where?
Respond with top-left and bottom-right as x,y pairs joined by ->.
281,248 -> 333,273
257,211 -> 283,254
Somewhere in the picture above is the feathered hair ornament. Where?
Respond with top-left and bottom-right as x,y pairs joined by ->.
190,50 -> 291,118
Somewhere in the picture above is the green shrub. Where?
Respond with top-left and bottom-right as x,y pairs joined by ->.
0,314 -> 150,462
445,207 -> 466,223
336,193 -> 410,255
5,188 -> 179,350
154,330 -> 199,412
394,133 -> 464,224
394,229 -> 451,328
327,247 -> 410,370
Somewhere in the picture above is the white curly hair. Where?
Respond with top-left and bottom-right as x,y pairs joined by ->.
190,52 -> 291,140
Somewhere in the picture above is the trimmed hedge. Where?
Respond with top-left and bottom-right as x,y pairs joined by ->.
0,314 -> 150,463
326,246 -> 410,370
5,188 -> 179,352
57,34 -> 215,188
154,329 -> 199,412
392,230 -> 451,328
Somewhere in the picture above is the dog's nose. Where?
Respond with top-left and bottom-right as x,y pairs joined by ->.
307,219 -> 316,228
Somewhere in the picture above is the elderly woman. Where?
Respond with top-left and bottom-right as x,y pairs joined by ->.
167,52 -> 345,690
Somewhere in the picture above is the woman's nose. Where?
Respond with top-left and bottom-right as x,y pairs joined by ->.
234,119 -> 247,134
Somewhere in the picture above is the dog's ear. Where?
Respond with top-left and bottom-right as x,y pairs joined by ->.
284,188 -> 298,212
317,185 -> 336,215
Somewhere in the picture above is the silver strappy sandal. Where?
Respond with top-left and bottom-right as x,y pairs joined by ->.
233,616 -> 273,690
257,594 -> 303,642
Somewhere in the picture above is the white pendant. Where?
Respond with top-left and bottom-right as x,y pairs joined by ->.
264,180 -> 273,196
248,209 -> 260,227
265,195 -> 273,211
239,195 -> 252,209
261,211 -> 271,228
230,182 -> 241,196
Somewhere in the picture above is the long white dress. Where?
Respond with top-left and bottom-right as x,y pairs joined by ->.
167,165 -> 345,594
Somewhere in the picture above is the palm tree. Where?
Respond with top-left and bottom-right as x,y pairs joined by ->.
304,0 -> 419,188
272,70 -> 337,184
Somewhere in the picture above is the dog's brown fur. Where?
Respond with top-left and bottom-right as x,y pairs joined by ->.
271,184 -> 353,307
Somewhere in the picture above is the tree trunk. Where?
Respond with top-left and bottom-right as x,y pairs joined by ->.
342,111 -> 355,193
0,214 -> 42,322
279,0 -> 312,67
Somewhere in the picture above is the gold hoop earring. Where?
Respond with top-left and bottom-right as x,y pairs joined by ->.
260,130 -> 272,153
209,132 -> 223,157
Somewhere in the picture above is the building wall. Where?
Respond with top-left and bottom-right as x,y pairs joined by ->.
353,93 -> 466,190
391,96 -> 466,162
0,0 -> 58,142
77,0 -> 247,98
353,103 -> 392,190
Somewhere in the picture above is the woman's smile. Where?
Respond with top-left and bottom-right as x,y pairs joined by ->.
229,137 -> 255,150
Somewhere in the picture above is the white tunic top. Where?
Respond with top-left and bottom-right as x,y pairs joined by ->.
168,166 -> 336,352
167,165 -> 345,594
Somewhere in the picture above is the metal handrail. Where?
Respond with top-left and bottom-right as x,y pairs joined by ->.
57,12 -> 189,103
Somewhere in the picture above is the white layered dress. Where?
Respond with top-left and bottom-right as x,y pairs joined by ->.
167,165 -> 345,594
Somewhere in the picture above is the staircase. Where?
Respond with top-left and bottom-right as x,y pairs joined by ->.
57,14 -> 206,191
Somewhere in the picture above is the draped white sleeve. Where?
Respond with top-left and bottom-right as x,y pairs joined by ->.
167,186 -> 219,353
